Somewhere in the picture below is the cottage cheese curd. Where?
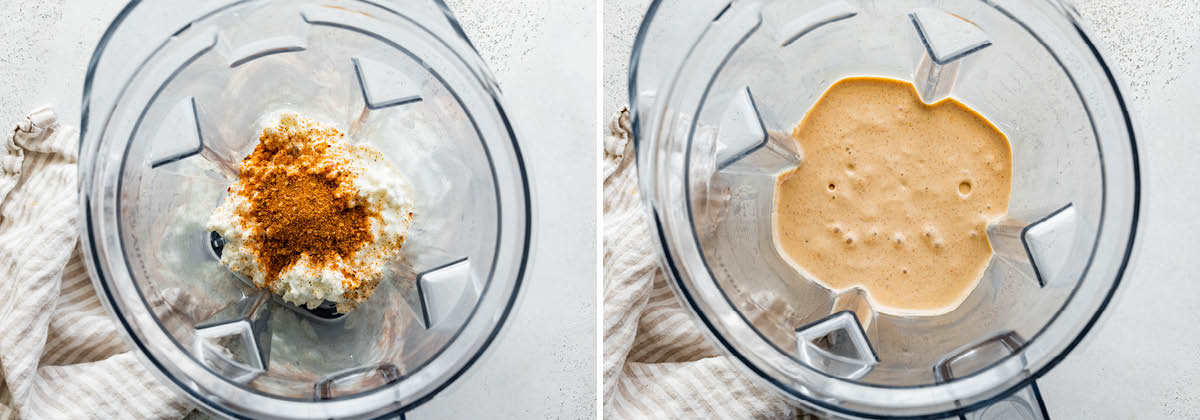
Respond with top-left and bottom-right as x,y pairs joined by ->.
207,113 -> 414,313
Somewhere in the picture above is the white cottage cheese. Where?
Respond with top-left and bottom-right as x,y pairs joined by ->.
206,113 -> 413,312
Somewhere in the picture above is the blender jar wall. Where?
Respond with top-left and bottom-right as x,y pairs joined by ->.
692,0 -> 1103,382
632,0 -> 1139,417
80,0 -> 531,418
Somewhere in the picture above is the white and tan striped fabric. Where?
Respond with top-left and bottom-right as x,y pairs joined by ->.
602,109 -> 807,419
0,108 -> 192,419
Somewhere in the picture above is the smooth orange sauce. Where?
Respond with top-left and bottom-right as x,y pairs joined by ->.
774,76 -> 1011,316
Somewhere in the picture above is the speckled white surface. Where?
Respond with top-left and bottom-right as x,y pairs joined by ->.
1073,0 -> 1200,102
0,0 -> 115,127
1,0 -> 595,419
603,0 -> 1200,418
420,0 -> 598,418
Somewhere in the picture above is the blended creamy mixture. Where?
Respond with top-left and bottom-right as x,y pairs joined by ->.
774,77 -> 1011,316
208,113 -> 414,313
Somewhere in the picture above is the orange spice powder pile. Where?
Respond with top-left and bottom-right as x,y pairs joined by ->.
235,118 -> 376,287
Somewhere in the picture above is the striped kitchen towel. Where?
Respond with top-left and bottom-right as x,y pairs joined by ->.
0,108 -> 192,419
602,108 -> 807,419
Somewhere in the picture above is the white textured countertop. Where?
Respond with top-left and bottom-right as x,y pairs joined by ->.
604,0 -> 1200,418
0,0 -> 596,419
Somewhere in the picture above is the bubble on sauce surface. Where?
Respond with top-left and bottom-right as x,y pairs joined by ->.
958,180 -> 973,196
920,225 -> 946,248
843,232 -> 856,245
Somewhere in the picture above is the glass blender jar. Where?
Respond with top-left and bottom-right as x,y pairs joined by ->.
630,0 -> 1141,418
79,0 -> 531,418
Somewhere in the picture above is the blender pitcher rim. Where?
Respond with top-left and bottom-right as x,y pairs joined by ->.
628,0 -> 1142,417
78,0 -> 534,417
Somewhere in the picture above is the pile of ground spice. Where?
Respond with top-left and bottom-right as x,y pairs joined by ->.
235,117 -> 376,287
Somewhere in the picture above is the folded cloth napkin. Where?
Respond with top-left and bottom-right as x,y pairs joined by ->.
0,108 -> 192,419
602,108 -> 805,419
